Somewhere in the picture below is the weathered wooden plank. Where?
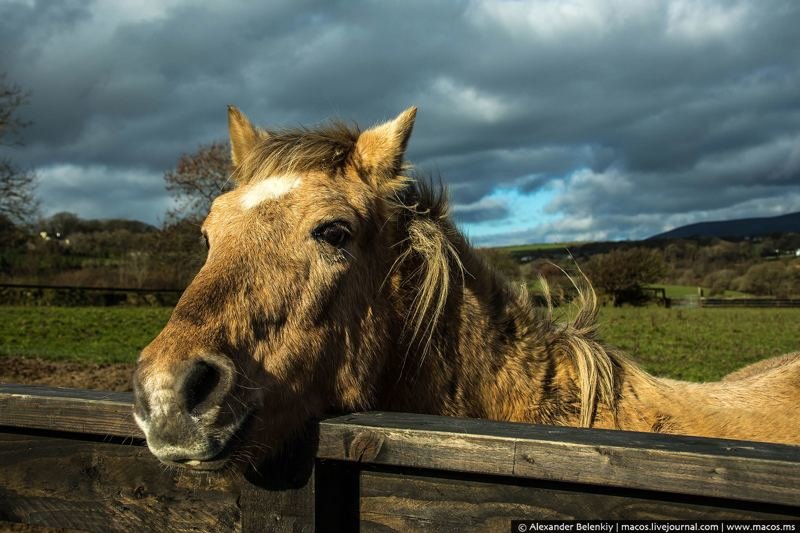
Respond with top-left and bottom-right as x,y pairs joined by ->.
358,470 -> 799,532
0,430 -> 318,533
318,411 -> 800,507
0,432 -> 240,532
512,439 -> 800,508
239,430 -> 318,533
0,520 -> 87,532
318,413 -> 517,476
239,477 -> 314,533
0,386 -> 319,532
0,385 -> 139,438
4,386 -> 800,525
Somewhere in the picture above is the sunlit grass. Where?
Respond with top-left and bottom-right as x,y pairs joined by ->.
0,306 -> 172,364
597,307 -> 799,381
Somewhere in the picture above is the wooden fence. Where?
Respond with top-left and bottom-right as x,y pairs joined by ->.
700,298 -> 800,308
0,283 -> 184,306
1,384 -> 799,532
669,297 -> 800,309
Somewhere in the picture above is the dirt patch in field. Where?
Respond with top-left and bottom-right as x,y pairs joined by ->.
0,356 -> 134,392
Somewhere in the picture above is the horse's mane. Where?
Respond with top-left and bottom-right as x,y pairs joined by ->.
388,179 -> 464,365
390,178 -> 648,427
537,274 -> 618,427
231,121 -> 360,183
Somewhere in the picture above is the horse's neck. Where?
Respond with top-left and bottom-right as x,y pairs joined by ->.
380,236 -> 586,425
376,228 -> 800,443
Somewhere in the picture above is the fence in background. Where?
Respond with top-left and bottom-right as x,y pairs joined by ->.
0,283 -> 184,306
700,297 -> 800,308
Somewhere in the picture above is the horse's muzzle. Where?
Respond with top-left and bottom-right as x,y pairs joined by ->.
132,353 -> 249,469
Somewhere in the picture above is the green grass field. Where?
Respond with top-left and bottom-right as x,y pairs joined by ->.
597,307 -> 798,381
1,305 -> 797,382
0,306 -> 172,364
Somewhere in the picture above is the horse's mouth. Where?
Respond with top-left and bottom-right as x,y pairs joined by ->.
165,410 -> 255,472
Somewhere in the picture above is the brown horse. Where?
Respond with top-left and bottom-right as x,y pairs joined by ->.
133,107 -> 800,472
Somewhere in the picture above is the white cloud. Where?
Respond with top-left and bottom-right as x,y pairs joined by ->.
429,77 -> 512,124
37,164 -> 169,223
466,0 -> 639,40
666,0 -> 749,42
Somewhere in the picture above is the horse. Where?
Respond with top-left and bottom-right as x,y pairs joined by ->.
132,106 -> 800,472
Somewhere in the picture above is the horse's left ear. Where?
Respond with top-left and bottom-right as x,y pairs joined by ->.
228,105 -> 262,167
356,107 -> 417,193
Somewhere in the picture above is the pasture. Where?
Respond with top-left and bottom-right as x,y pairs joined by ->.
0,305 -> 797,383
0,306 -> 171,364
597,307 -> 799,381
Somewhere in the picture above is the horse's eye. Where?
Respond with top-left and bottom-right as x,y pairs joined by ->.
312,220 -> 351,248
201,232 -> 210,250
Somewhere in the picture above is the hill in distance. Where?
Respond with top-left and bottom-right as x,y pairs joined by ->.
648,211 -> 800,240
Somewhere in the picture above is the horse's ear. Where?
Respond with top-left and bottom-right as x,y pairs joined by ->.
356,107 -> 417,193
227,105 -> 262,167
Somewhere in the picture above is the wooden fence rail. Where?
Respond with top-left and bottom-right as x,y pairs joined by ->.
700,298 -> 800,308
0,283 -> 184,306
0,283 -> 184,294
1,384 -> 799,532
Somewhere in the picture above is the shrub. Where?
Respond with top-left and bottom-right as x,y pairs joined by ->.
584,248 -> 666,305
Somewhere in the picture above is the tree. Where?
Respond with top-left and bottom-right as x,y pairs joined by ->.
164,141 -> 232,223
734,262 -> 799,298
584,247 -> 666,305
0,74 -> 38,224
476,248 -> 521,282
149,219 -> 208,288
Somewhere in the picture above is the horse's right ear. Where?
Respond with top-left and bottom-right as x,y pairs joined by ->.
228,105 -> 261,167
356,107 -> 417,195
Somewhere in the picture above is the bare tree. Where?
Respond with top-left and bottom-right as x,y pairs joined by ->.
0,74 -> 38,224
164,141 -> 232,223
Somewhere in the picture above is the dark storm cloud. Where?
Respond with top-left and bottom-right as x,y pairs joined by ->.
452,198 -> 511,223
1,0 -> 799,240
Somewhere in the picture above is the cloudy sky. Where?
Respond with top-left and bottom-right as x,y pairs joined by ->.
2,0 -> 799,245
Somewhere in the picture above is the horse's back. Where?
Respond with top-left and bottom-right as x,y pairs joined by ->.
712,352 -> 800,444
632,352 -> 800,445
722,351 -> 800,382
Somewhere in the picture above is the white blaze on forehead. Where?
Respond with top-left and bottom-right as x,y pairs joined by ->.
241,176 -> 302,209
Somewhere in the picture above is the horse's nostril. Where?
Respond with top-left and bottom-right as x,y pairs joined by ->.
182,360 -> 226,413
